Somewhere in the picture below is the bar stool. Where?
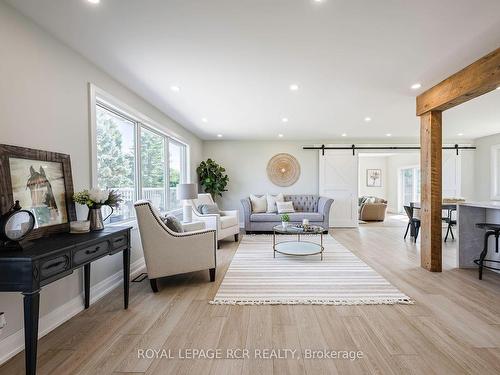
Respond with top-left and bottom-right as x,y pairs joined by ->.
473,223 -> 500,280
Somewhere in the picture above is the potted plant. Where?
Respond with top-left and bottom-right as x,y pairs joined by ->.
73,189 -> 122,231
196,159 -> 229,199
280,213 -> 290,228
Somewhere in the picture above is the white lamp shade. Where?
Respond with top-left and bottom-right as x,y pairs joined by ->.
176,183 -> 198,200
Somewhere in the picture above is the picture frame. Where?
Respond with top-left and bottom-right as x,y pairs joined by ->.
366,169 -> 382,187
0,144 -> 76,240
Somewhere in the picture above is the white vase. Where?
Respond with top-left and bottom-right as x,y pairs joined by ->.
282,221 -> 288,228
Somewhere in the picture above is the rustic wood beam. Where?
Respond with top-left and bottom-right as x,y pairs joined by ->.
416,48 -> 500,116
420,111 -> 442,272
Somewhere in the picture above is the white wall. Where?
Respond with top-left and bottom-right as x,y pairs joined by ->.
0,1 -> 202,357
358,156 -> 388,199
203,141 -> 319,223
474,133 -> 500,201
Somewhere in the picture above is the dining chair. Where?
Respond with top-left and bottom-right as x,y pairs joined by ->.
443,208 -> 457,242
404,205 -> 421,242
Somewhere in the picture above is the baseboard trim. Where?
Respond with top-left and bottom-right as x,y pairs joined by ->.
0,257 -> 146,366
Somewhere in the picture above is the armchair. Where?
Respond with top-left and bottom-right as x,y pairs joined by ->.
188,193 -> 240,245
134,200 -> 217,292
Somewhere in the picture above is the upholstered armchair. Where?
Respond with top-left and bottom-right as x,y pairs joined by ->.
134,200 -> 217,292
188,193 -> 240,245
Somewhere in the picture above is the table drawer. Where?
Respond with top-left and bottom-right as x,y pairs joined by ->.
111,234 -> 128,249
40,255 -> 70,280
73,241 -> 109,266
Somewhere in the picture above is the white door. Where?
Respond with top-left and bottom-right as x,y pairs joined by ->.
442,151 -> 461,198
319,150 -> 359,227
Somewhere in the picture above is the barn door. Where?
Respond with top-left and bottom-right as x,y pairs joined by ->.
319,150 -> 359,227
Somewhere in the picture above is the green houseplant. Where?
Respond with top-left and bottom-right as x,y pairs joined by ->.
196,159 -> 229,198
280,213 -> 290,228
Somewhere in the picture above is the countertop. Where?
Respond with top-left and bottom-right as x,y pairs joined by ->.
459,201 -> 500,209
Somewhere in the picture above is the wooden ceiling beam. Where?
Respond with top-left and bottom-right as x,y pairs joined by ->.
416,48 -> 500,116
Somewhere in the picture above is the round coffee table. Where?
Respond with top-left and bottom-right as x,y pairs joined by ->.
272,224 -> 326,260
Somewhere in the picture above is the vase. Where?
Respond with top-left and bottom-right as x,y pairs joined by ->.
282,221 -> 288,228
88,205 -> 113,231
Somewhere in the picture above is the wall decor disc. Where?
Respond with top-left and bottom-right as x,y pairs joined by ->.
266,153 -> 301,187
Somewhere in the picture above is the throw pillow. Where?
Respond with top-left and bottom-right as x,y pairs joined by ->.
266,193 -> 285,213
161,215 -> 184,233
276,201 -> 295,214
197,203 -> 220,215
250,194 -> 267,213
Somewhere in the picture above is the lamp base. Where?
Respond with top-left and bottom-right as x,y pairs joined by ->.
182,204 -> 192,223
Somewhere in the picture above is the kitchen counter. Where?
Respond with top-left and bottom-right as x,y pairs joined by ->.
457,201 -> 500,272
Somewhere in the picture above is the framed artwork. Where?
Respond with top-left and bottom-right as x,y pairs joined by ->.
0,144 -> 76,239
366,169 -> 382,187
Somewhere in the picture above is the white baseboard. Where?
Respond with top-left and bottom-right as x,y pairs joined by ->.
0,257 -> 146,366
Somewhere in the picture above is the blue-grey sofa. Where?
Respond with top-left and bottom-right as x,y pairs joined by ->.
241,194 -> 333,233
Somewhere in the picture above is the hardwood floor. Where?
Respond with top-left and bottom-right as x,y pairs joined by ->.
1,221 -> 499,374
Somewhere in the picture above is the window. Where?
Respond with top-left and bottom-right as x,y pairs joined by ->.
91,85 -> 189,223
399,166 -> 420,213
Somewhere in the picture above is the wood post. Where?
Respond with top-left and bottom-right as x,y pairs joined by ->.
420,110 -> 442,272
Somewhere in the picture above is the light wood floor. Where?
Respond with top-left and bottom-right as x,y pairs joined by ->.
2,221 -> 500,375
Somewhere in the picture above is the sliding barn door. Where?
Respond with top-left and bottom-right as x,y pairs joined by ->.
319,150 -> 359,227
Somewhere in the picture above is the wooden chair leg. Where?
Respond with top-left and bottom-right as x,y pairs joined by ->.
150,278 -> 159,293
209,268 -> 216,282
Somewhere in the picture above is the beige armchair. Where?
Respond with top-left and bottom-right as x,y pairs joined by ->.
358,197 -> 388,221
188,193 -> 240,246
134,200 -> 217,292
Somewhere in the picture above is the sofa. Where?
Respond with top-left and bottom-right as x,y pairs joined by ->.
241,194 -> 333,233
358,196 -> 387,221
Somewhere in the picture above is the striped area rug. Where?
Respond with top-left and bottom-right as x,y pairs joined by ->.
210,234 -> 413,305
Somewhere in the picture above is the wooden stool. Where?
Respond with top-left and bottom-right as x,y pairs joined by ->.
474,223 -> 500,280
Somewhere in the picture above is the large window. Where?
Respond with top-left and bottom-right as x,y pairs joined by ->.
399,166 -> 420,213
92,89 -> 188,223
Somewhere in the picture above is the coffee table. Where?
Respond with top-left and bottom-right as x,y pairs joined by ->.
272,224 -> 326,260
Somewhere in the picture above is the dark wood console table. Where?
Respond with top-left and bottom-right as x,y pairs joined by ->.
0,226 -> 132,375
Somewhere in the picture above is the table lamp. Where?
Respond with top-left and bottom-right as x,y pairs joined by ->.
177,183 -> 198,223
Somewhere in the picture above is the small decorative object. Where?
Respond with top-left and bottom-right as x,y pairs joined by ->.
73,189 -> 122,231
69,220 -> 91,234
0,201 -> 35,246
267,153 -> 301,187
197,159 -> 229,199
0,144 -> 76,239
302,218 -> 310,230
366,169 -> 382,187
176,183 -> 198,223
280,213 -> 290,228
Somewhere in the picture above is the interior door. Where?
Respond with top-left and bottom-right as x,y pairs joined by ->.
319,150 -> 359,227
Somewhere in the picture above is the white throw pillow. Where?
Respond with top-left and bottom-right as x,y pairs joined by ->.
250,194 -> 267,213
266,193 -> 285,213
276,201 -> 295,214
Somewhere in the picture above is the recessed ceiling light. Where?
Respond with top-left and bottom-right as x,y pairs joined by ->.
278,134 -> 284,138
202,118 -> 208,123
386,133 -> 392,137
289,84 -> 299,91
364,117 -> 371,122
170,85 -> 180,92
457,133 -> 464,136
87,0 -> 100,4
411,83 -> 422,90
341,133 -> 347,137
282,117 -> 289,123
217,134 -> 223,138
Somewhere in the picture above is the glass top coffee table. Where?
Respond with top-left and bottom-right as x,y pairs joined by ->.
272,224 -> 326,260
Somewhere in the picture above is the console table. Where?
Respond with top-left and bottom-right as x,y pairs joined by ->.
0,226 -> 132,375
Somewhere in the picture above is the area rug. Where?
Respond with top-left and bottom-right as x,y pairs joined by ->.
210,235 -> 413,305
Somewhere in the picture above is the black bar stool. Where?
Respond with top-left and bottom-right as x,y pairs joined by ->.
473,223 -> 500,280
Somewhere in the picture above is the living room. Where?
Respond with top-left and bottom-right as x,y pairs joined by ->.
1,1 -> 500,375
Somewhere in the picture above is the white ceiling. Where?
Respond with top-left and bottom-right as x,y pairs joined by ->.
6,0 -> 500,141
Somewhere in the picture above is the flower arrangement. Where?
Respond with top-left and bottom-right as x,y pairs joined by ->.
73,189 -> 122,209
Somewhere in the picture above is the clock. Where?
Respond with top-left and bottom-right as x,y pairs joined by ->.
0,201 -> 35,244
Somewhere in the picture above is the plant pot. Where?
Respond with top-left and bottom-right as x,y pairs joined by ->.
282,221 -> 289,228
